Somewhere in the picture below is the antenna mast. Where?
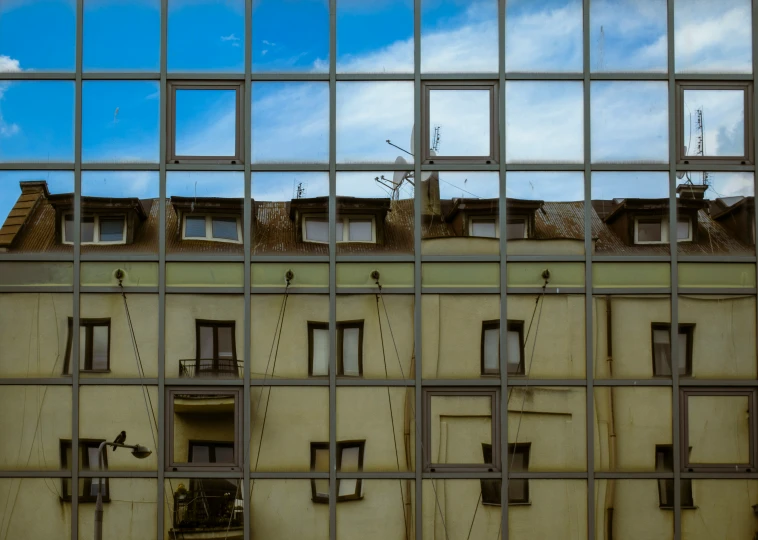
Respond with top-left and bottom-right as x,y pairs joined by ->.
695,108 -> 710,186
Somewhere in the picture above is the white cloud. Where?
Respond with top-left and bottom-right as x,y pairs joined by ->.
0,56 -> 21,139
0,55 -> 21,73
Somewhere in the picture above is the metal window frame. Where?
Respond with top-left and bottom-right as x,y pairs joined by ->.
60,438 -> 110,503
651,322 -> 694,377
166,81 -> 245,164
63,317 -> 111,374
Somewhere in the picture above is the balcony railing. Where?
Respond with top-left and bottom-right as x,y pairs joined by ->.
179,358 -> 243,378
173,487 -> 243,531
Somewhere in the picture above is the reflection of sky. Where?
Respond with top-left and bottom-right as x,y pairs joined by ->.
337,171 -> 414,200
167,171 -> 244,198
506,172 -> 584,201
429,90 -> 490,157
0,171 -> 73,228
175,89 -> 237,157
683,90 -> 745,157
679,172 -> 754,200
437,172 -> 499,199
82,171 -> 159,198
253,172 -> 328,201
591,172 -> 669,199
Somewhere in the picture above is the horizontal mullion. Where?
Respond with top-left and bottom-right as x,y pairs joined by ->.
165,470 -> 243,478
592,256 -> 670,262
422,255 -> 500,263
674,73 -> 755,81
165,287 -> 244,294
335,378 -> 415,386
250,72 -> 329,81
166,72 -> 245,80
165,377 -> 243,386
251,287 -> 330,295
0,286 -> 73,293
589,163 -> 669,171
679,287 -> 757,295
508,287 -> 585,295
592,288 -> 672,295
506,255 -> 584,262
79,378 -> 159,385
251,255 -> 330,263
80,286 -> 158,294
78,470 -> 158,478
250,472 -> 329,479
80,253 -> 158,262
250,163 -> 329,172
504,163 -> 585,171
678,256 -> 757,263
421,287 -> 501,294
336,287 -> 415,295
421,73 -> 499,80
0,162 -> 74,170
81,162 -> 159,170
677,163 -> 756,171
506,379 -> 586,386
593,379 -> 672,386
337,472 -> 416,479
336,255 -> 415,263
166,162 -> 245,171
422,163 -> 500,171
337,73 -> 414,81
588,72 -> 668,80
166,254 -> 244,262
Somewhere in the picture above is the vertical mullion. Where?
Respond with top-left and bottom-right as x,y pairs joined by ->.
243,0 -> 252,536
498,0 -> 509,538
582,0 -> 594,538
72,0 -> 83,538
413,0 -> 423,538
157,0 -> 168,536
329,0 -> 337,538
753,2 -> 758,484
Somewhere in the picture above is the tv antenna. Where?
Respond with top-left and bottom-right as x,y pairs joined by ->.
294,180 -> 307,199
596,25 -> 604,71
379,125 -> 441,199
680,107 -> 710,186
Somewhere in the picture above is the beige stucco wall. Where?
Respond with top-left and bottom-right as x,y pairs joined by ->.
78,479 -> 157,540
0,478 -> 71,539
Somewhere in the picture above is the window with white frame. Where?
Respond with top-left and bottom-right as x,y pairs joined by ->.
634,217 -> 691,244
308,321 -> 364,376
182,215 -> 241,243
506,218 -> 528,239
63,214 -> 126,244
303,216 -> 376,243
470,217 -> 497,238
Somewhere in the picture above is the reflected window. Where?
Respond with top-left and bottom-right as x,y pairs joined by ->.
303,216 -> 376,244
678,83 -> 753,163
189,441 -> 234,464
481,320 -> 524,376
65,318 -> 110,374
423,82 -> 498,163
187,321 -> 238,378
182,215 -> 241,243
60,439 -> 109,502
63,215 -> 126,245
480,442 -> 529,505
655,445 -> 694,508
470,218 -> 497,238
634,217 -> 691,244
507,219 -> 528,240
310,441 -> 365,503
652,323 -> 693,377
168,82 -> 243,163
309,322 -> 364,377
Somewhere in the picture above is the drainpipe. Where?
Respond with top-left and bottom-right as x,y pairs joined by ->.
403,352 -> 415,540
604,296 -> 618,539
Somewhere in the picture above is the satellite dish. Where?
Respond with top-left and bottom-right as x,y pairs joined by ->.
409,125 -> 414,156
392,156 -> 408,187
676,171 -> 686,179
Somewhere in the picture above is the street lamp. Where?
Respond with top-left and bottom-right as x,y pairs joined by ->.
94,440 -> 152,540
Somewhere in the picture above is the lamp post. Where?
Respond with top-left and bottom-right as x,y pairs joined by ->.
94,441 -> 152,540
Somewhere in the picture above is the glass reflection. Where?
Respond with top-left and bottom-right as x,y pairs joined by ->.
506,82 -> 583,163
165,478 -> 243,538
337,0 -> 413,73
506,0 -> 583,72
509,481 -> 587,538
174,88 -> 239,158
682,89 -> 746,158
337,481 -> 414,539
590,0 -> 667,72
428,88 -> 493,158
0,479 -> 72,538
249,480 -> 328,538
252,0 -> 329,72
681,481 -> 758,538
595,480 -> 674,539
674,0 -> 752,73
685,392 -> 751,467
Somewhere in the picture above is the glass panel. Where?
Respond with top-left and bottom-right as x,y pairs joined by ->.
421,0 -> 498,72
506,172 -> 585,256
337,0 -> 413,73
341,327 -> 360,376
677,218 -> 690,239
217,326 -> 234,359
215,445 -> 233,463
0,292 -> 73,378
595,480 -> 674,539
165,478 -> 243,537
0,0 -> 75,71
337,481 -> 414,539
84,0 -> 160,71
593,295 -> 671,378
680,295 -> 756,378
168,0 -> 245,71
211,217 -> 238,241
0,81 -> 75,162
347,220 -> 372,242
682,90 -> 745,157
79,326 -> 87,371
591,81 -> 668,163
312,328 -> 329,376
252,82 -> 329,163
0,479 -> 72,538
674,0 -> 752,74
185,216 -> 206,238
506,0 -> 583,72
507,387 -> 586,471
687,395 -> 750,465
91,325 -> 109,370
594,388 -> 672,471
250,387 -> 329,472
249,481 -> 328,537
483,327 -> 499,372
337,388 -> 414,472
336,82 -> 414,163
506,329 -> 521,372
81,217 -> 96,243
305,219 -> 329,243
98,218 -> 124,242
506,82 -> 584,163
252,0 -> 329,72
171,390 -> 237,466
338,446 -> 360,497
422,294 -> 500,378
472,219 -> 496,238
167,172 -> 244,255
253,172 -> 329,256
676,172 -> 755,256
428,89 -> 491,157
82,81 -> 160,163
191,444 -> 210,463
590,0 -> 668,72
429,394 -> 492,466
682,480 -> 758,538
591,172 -> 671,256
175,89 -> 238,157
510,480 -> 587,537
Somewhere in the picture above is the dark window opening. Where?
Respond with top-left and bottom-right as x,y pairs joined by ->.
481,320 -> 525,376
480,442 -> 530,505
310,441 -> 365,503
655,445 -> 693,508
60,439 -> 109,503
64,318 -> 111,374
651,323 -> 694,377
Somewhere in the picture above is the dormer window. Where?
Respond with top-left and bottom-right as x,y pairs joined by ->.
303,216 -> 376,244
182,215 -> 241,243
634,217 -> 691,244
63,215 -> 126,245
470,218 -> 497,238
506,218 -> 527,239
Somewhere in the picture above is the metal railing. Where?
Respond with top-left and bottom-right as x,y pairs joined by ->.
178,358 -> 243,378
172,487 -> 243,530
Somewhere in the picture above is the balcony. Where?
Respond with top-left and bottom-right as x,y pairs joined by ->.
179,358 -> 243,378
172,486 -> 243,539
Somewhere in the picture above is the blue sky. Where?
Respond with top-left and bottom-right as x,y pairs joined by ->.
0,0 -> 754,225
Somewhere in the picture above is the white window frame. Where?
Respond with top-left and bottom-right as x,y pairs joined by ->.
62,214 -> 127,245
634,217 -> 692,244
469,216 -> 499,238
302,215 -> 377,244
181,214 -> 242,244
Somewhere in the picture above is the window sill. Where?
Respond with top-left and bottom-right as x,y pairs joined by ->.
60,497 -> 110,503
81,369 -> 111,374
659,505 -> 697,510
